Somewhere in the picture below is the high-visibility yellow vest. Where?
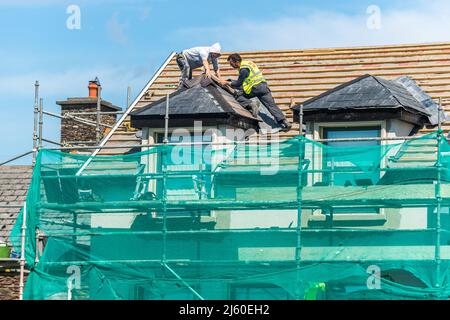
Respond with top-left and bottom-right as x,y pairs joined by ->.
240,60 -> 266,94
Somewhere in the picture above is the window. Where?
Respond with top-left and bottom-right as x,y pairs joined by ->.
322,127 -> 381,186
155,131 -> 213,174
155,132 -> 213,217
322,126 -> 381,214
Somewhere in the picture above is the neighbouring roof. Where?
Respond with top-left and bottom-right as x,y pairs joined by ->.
292,74 -> 434,125
56,98 -> 122,111
0,166 -> 32,247
92,42 -> 450,155
130,76 -> 260,130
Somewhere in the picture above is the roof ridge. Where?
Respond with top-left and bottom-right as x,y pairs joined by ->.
371,75 -> 404,107
207,85 -> 234,114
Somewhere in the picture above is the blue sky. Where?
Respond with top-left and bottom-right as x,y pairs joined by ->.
0,0 -> 449,162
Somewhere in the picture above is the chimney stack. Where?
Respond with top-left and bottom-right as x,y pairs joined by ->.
56,78 -> 121,147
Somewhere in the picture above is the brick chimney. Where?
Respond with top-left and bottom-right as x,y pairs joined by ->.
56,78 -> 122,147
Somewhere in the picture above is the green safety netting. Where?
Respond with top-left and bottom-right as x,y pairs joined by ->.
9,132 -> 450,300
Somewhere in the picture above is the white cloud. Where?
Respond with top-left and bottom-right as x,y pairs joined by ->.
107,12 -> 128,45
173,0 -> 450,51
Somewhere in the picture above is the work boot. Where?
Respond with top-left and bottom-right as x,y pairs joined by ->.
178,79 -> 188,90
279,119 -> 292,132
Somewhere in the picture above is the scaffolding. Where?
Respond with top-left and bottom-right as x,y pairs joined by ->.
10,127 -> 450,300
2,80 -> 127,299
2,82 -> 450,300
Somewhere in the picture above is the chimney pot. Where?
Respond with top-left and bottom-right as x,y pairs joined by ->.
88,77 -> 101,98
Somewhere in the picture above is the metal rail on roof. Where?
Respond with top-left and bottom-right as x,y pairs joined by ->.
37,136 -> 427,151
0,151 -> 33,167
43,110 -> 113,129
0,133 -> 441,166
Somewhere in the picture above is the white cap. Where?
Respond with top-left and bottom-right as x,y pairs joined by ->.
210,42 -> 222,54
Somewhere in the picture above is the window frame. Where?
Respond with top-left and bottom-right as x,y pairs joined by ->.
309,121 -> 388,224
321,125 -> 382,188
153,130 -> 214,217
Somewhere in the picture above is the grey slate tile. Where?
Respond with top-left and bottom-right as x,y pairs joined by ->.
295,74 -> 433,122
0,166 -> 32,246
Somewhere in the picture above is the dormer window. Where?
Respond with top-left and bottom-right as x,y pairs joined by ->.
322,126 -> 381,187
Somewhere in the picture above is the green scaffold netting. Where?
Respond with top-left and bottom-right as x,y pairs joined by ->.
9,132 -> 450,300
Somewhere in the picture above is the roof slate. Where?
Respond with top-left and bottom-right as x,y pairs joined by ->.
130,76 -> 259,125
0,166 -> 32,247
132,84 -> 227,116
294,74 -> 432,120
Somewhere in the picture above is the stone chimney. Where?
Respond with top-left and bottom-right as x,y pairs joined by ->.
56,78 -> 121,146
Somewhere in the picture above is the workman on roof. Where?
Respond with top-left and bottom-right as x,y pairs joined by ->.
176,43 -> 222,87
220,53 -> 292,132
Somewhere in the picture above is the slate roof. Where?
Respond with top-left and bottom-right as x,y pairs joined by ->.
0,166 -> 32,247
293,74 -> 432,120
130,76 -> 260,129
